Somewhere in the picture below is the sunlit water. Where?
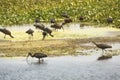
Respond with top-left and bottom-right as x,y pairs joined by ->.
0,55 -> 120,80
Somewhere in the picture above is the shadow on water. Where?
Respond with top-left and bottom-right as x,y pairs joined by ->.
97,55 -> 112,60
27,61 -> 47,66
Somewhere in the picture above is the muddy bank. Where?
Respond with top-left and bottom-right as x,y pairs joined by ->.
0,36 -> 120,57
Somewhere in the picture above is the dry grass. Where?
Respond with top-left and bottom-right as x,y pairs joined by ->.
0,27 -> 119,57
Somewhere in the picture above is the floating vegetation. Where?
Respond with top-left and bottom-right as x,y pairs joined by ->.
0,0 -> 119,27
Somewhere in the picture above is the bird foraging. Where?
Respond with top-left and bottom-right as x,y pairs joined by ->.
92,41 -> 112,55
25,28 -> 34,40
26,52 -> 47,63
0,28 -> 14,38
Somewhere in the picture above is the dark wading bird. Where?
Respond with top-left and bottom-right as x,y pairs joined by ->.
34,23 -> 54,38
92,41 -> 112,54
51,23 -> 65,30
44,27 -> 54,37
0,28 -> 14,38
50,18 -> 56,24
79,16 -> 84,21
27,52 -> 47,63
34,23 -> 45,31
25,28 -> 34,39
64,18 -> 72,24
107,18 -> 113,24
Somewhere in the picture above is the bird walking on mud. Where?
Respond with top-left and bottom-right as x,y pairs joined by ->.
0,28 -> 14,38
50,23 -> 65,31
92,41 -> 112,55
26,52 -> 47,63
25,28 -> 34,39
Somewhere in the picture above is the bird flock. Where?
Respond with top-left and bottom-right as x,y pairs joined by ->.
0,12 -> 113,40
0,13 -> 113,62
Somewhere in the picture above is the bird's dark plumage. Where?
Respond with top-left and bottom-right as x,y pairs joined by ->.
92,41 -> 112,50
0,28 -> 14,38
50,18 -> 56,23
44,27 -> 54,37
34,22 -> 54,37
26,28 -> 34,36
51,23 -> 65,30
34,23 -> 45,31
27,52 -> 47,62
107,18 -> 113,23
79,16 -> 84,21
64,18 -> 72,24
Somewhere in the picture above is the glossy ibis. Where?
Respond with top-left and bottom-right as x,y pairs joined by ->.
64,18 -> 72,24
107,18 -> 113,23
79,16 -> 84,21
51,23 -> 65,30
0,28 -> 14,38
44,27 -> 54,37
92,41 -> 112,54
25,28 -> 34,39
50,18 -> 56,23
34,23 -> 45,31
27,52 -> 47,63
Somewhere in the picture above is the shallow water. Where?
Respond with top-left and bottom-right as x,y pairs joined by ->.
0,55 -> 120,80
5,23 -> 119,37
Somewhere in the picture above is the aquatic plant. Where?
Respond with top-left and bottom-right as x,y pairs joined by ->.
0,0 -> 119,27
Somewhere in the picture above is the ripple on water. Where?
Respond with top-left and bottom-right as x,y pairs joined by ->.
0,55 -> 120,80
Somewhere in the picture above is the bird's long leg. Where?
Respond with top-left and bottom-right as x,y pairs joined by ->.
38,58 -> 41,63
102,49 -> 107,55
49,33 -> 54,37
102,49 -> 105,55
42,35 -> 46,40
28,35 -> 31,40
4,34 -> 6,38
41,58 -> 44,62
104,49 -> 108,55
61,26 -> 64,31
31,34 -> 33,40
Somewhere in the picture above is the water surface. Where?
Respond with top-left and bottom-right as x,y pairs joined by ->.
0,55 -> 120,80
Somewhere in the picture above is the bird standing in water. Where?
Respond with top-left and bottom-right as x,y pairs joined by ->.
92,41 -> 112,55
26,52 -> 47,63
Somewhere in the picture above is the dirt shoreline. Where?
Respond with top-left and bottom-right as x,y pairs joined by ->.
0,36 -> 120,57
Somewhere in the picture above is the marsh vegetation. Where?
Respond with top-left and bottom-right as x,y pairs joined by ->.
0,0 -> 119,27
